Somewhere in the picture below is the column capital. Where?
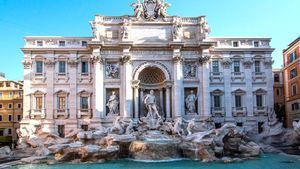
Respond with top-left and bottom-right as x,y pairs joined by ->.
131,80 -> 140,89
198,55 -> 211,64
120,54 -> 131,65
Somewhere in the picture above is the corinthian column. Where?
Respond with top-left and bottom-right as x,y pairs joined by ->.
172,47 -> 184,118
200,51 -> 211,119
92,48 -> 105,122
120,48 -> 133,119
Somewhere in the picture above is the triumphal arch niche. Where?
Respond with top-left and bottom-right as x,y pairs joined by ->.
90,0 -> 213,122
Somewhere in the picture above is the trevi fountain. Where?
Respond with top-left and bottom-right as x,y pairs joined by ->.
1,0 -> 300,168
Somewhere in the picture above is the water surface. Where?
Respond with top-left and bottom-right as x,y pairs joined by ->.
11,154 -> 300,169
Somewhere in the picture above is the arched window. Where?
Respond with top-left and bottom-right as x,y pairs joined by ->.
274,74 -> 280,82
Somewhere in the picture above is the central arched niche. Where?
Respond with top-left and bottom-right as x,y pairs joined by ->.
138,66 -> 166,85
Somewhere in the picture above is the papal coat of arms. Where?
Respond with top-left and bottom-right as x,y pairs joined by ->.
131,0 -> 171,21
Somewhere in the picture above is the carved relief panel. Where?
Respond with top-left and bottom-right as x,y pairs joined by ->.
105,63 -> 120,79
184,62 -> 197,79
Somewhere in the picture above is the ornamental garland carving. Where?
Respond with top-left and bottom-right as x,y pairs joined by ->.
91,55 -> 105,64
221,58 -> 232,69
44,58 -> 55,66
68,59 -> 78,67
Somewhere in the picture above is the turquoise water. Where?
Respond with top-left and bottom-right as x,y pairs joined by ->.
11,154 -> 300,169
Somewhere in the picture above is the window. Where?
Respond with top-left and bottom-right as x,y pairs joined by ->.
6,82 -> 10,87
58,125 -> 65,138
254,61 -> 261,73
0,115 -> 2,121
17,115 -> 21,121
213,95 -> 221,108
37,41 -> 43,47
212,61 -> 219,73
18,92 -> 22,97
36,97 -> 43,110
80,97 -> 89,110
81,61 -> 89,74
0,104 -> 2,109
0,82 -> 3,87
8,103 -> 12,109
292,84 -> 297,96
235,95 -> 242,108
233,61 -> 240,73
18,103 -> 22,109
8,92 -> 13,98
0,130 -> 3,136
59,41 -> 65,47
81,125 -> 88,131
8,115 -> 12,122
289,51 -> 297,63
233,41 -> 239,47
256,95 -> 263,107
0,93 -> 2,98
58,61 -> 66,74
292,103 -> 300,111
8,129 -> 11,135
274,74 -> 280,82
58,97 -> 66,110
36,61 -> 43,73
276,89 -> 281,96
82,41 -> 87,47
254,41 -> 259,47
290,68 -> 298,79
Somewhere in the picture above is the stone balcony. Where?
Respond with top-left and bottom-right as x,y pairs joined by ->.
54,109 -> 69,119
33,72 -> 47,83
232,107 -> 247,117
77,72 -> 93,83
30,109 -> 46,119
77,109 -> 93,119
252,72 -> 266,82
210,72 -> 223,83
253,107 -> 268,116
211,107 -> 225,117
231,72 -> 245,82
55,73 -> 70,83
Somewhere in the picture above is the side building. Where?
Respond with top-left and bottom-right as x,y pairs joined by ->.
273,68 -> 285,124
283,37 -> 300,128
0,73 -> 23,146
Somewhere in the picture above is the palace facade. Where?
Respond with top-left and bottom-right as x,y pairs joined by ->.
20,1 -> 274,136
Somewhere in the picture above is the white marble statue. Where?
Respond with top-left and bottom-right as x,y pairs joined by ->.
199,17 -> 211,38
185,90 -> 197,114
106,91 -> 119,116
131,0 -> 144,19
144,90 -> 161,119
156,0 -> 171,18
121,19 -> 130,40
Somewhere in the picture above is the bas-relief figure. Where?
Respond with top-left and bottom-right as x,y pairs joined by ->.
184,63 -> 197,78
106,64 -> 119,79
106,91 -> 119,116
144,90 -> 161,119
185,90 -> 197,114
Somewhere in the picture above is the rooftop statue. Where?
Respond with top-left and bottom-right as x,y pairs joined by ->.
131,0 -> 171,21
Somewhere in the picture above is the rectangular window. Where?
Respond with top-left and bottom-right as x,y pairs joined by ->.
8,115 -> 12,122
8,92 -> 13,98
0,83 -> 3,87
0,130 -> 3,136
235,95 -> 242,108
8,103 -> 12,109
59,41 -> 65,47
37,41 -> 43,47
292,84 -> 297,96
58,61 -> 66,74
80,97 -> 89,110
81,61 -> 89,74
8,129 -> 11,135
36,97 -> 43,110
254,41 -> 259,47
17,115 -> 21,121
256,95 -> 263,107
0,104 -> 2,109
290,68 -> 298,79
0,93 -> 2,98
6,82 -> 10,87
214,95 -> 221,108
254,61 -> 261,73
82,41 -> 87,47
233,41 -> 239,47
289,52 -> 297,63
36,61 -> 43,73
276,89 -> 281,96
0,115 -> 2,121
212,61 -> 219,73
18,103 -> 22,109
233,61 -> 240,73
58,97 -> 66,110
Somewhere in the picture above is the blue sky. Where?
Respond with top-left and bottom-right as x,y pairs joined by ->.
0,0 -> 299,80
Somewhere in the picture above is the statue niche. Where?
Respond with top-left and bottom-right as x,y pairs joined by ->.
137,66 -> 167,118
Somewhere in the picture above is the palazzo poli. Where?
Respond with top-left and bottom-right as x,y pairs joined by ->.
20,0 -> 274,136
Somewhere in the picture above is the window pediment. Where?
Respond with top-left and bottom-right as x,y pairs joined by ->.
253,88 -> 267,95
211,89 -> 224,95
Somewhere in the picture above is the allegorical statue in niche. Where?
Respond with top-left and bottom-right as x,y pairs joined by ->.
185,90 -> 197,114
144,90 -> 161,119
106,64 -> 119,78
121,18 -> 130,40
106,91 -> 119,116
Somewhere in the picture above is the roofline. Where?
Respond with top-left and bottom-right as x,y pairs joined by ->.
208,37 -> 272,40
283,36 -> 300,53
24,36 -> 93,39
